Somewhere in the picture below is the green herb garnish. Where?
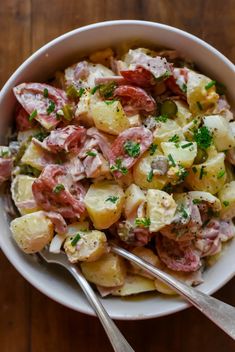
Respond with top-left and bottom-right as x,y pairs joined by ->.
179,204 -> 189,219
194,126 -> 212,149
29,109 -> 37,121
196,101 -> 203,111
193,199 -> 202,205
91,85 -> 100,95
86,151 -> 97,157
99,82 -> 117,99
43,88 -> 49,98
205,80 -> 216,90
0,150 -> 10,158
217,170 -> 225,179
33,131 -> 49,142
215,82 -> 226,95
71,233 -> 81,246
47,100 -> 55,114
149,143 -> 158,155
176,165 -> 189,181
199,166 -> 206,179
135,217 -> 151,228
182,83 -> 187,93
105,196 -> 119,203
53,183 -> 65,194
181,142 -> 193,149
155,115 -> 168,123
168,154 -> 176,167
223,201 -> 230,207
147,169 -> 153,182
104,100 -> 116,105
169,134 -> 180,143
123,140 -> 140,158
192,166 -> 197,174
110,158 -> 128,175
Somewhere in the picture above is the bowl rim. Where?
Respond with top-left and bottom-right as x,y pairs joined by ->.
0,19 -> 235,320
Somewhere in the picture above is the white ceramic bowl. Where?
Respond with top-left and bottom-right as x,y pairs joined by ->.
0,20 -> 235,320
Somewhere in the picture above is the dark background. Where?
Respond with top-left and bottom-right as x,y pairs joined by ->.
0,1 -> 235,351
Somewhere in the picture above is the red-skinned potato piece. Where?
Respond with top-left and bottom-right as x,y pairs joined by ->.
13,83 -> 70,130
32,165 -> 85,219
120,67 -> 155,88
109,127 -> 153,178
114,85 -> 156,114
15,106 -> 36,131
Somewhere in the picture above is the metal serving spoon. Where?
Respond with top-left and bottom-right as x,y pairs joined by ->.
111,243 -> 235,341
39,249 -> 134,352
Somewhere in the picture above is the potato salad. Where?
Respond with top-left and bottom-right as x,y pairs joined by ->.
2,46 -> 235,297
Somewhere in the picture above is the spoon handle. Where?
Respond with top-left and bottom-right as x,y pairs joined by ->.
111,244 -> 235,340
68,265 -> 135,352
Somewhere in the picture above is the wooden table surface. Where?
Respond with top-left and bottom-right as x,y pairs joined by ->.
0,1 -> 235,351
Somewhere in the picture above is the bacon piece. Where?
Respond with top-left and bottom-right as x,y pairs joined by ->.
65,61 -> 89,86
42,125 -> 86,154
109,127 -> 153,178
77,137 -> 98,159
218,220 -> 235,242
0,158 -> 13,184
83,153 -> 109,178
117,220 -> 152,247
156,235 -> 201,272
15,106 -> 36,131
166,68 -> 188,97
13,83 -> 70,130
32,165 -> 85,219
114,85 -> 156,114
87,128 -> 113,160
44,211 -> 67,234
120,67 -> 155,88
64,157 -> 85,182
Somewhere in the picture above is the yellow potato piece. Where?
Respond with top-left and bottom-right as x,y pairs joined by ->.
124,184 -> 145,218
111,274 -> 155,296
153,119 -> 184,144
218,181 -> 235,220
81,253 -> 126,287
146,189 -> 177,232
84,181 -> 125,229
90,100 -> 130,135
133,151 -> 168,190
129,247 -> 161,279
21,141 -> 46,171
64,230 -> 108,263
161,141 -> 197,168
10,211 -> 53,253
11,175 -> 39,215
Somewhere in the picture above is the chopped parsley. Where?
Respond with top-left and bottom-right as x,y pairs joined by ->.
99,82 -> 117,99
181,142 -> 193,149
29,109 -> 37,121
194,126 -> 213,149
104,100 -> 116,105
182,83 -> 187,93
217,170 -> 225,179
176,165 -> 189,181
168,154 -> 176,167
193,199 -> 202,205
71,233 -> 81,246
149,143 -> 158,155
135,217 -> 151,228
0,150 -> 10,158
179,204 -> 189,219
215,82 -> 226,95
169,134 -> 180,143
43,88 -> 49,98
196,101 -> 203,111
223,201 -> 230,207
91,85 -> 100,95
86,151 -> 97,157
199,166 -> 207,179
155,115 -> 168,123
105,196 -> 119,203
123,140 -> 140,158
147,169 -> 154,182
110,158 -> 128,175
47,100 -> 55,114
53,183 -> 65,194
33,131 -> 49,142
205,80 -> 216,90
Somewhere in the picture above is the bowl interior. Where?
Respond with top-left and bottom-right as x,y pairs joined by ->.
0,20 -> 235,319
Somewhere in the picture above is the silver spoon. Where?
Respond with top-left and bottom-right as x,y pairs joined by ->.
39,248 -> 134,352
111,243 -> 235,340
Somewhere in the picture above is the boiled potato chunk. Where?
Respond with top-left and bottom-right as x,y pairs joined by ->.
89,48 -> 114,65
11,175 -> 39,215
75,91 -> 94,127
203,115 -> 235,151
153,119 -> 184,144
146,190 -> 177,232
124,184 -> 145,218
84,181 -> 125,229
161,141 -> 197,168
186,152 -> 226,194
10,211 -> 53,253
133,151 -> 168,190
129,247 -> 161,279
154,279 -> 177,295
90,100 -> 130,135
188,191 -> 221,212
81,253 -> 126,287
64,230 -> 108,263
17,128 -> 41,143
174,100 -> 193,127
111,274 -> 155,296
21,141 -> 46,171
186,70 -> 219,115
218,181 -> 235,219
